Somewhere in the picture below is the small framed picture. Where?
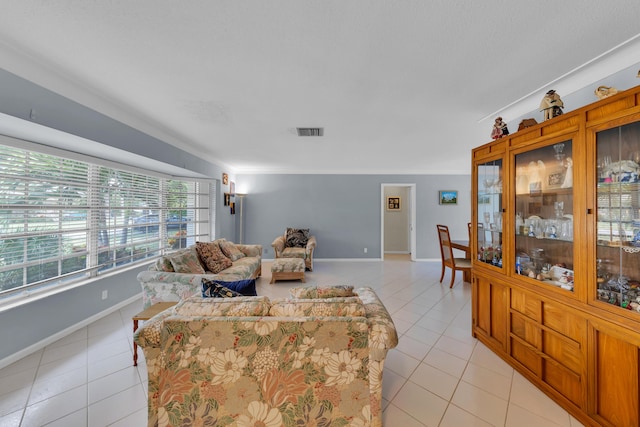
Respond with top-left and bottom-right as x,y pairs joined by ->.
439,190 -> 458,205
387,196 -> 401,210
223,193 -> 231,206
222,173 -> 229,185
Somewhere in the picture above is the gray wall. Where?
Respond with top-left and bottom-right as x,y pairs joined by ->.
238,174 -> 472,260
0,69 -> 238,364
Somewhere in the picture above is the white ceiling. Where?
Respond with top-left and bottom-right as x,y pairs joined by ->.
0,1 -> 639,174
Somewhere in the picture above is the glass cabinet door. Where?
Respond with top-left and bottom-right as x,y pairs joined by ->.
595,121 -> 640,309
476,159 -> 503,268
514,139 -> 574,291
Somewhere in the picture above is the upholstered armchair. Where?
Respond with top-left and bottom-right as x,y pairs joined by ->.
271,228 -> 316,271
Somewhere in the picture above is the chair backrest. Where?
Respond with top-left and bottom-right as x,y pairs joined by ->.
436,224 -> 455,266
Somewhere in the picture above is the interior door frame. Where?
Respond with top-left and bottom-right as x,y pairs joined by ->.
380,183 -> 416,261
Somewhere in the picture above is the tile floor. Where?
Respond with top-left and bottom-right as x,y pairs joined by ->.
0,256 -> 586,426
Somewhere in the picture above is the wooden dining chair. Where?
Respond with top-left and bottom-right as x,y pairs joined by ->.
436,224 -> 472,288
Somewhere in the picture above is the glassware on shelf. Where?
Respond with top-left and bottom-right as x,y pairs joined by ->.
494,211 -> 502,231
483,178 -> 494,193
560,219 -> 573,241
515,212 -> 523,234
553,142 -> 566,162
554,201 -> 564,218
596,121 -> 640,308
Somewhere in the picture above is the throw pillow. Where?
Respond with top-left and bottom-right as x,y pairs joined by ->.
218,240 -> 246,261
290,285 -> 355,299
269,297 -> 365,317
202,278 -> 257,296
285,228 -> 309,248
202,282 -> 243,298
195,241 -> 232,273
152,256 -> 174,272
176,296 -> 271,317
168,247 -> 205,274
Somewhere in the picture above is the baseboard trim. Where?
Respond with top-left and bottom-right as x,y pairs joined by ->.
264,258 -> 383,263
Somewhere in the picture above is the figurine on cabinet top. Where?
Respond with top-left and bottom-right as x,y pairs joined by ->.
491,117 -> 509,139
539,90 -> 564,120
594,85 -> 618,100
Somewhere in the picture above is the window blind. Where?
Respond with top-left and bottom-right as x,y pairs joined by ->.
0,144 -> 210,298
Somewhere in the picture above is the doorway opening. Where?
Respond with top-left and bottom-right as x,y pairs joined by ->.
381,184 -> 416,261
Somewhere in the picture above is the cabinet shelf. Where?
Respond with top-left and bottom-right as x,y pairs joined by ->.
516,234 -> 573,244
515,187 -> 573,197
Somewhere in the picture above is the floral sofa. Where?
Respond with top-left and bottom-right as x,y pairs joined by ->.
134,286 -> 398,427
136,239 -> 262,309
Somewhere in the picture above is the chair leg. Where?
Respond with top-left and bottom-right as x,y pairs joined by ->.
449,269 -> 456,288
439,264 -> 445,283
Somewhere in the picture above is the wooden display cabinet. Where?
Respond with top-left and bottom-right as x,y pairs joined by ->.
472,85 -> 640,427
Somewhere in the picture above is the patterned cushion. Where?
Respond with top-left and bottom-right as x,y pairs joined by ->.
168,247 -> 205,274
152,256 -> 174,272
194,241 -> 232,273
269,297 -> 365,317
175,295 -> 271,317
202,281 -> 243,298
289,285 -> 355,299
218,240 -> 246,261
202,278 -> 257,296
285,228 -> 309,248
271,257 -> 305,272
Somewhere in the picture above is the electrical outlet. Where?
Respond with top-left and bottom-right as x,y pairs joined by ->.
101,290 -> 108,300
364,248 -> 368,253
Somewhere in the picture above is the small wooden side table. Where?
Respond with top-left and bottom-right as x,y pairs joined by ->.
132,302 -> 177,366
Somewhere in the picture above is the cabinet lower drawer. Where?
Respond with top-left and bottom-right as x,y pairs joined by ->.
510,336 -> 540,375
543,331 -> 582,374
511,313 -> 540,347
543,357 -> 583,407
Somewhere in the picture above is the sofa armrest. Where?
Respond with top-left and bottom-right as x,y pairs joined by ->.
134,307 -> 178,348
306,235 -> 317,254
356,287 -> 399,355
237,243 -> 262,258
271,235 -> 285,257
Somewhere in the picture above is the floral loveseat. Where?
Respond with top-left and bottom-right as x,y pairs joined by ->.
134,286 -> 398,427
136,239 -> 262,309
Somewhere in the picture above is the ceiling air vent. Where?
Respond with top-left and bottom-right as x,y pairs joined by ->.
296,127 -> 324,137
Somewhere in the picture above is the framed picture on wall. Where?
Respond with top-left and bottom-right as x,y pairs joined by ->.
224,193 -> 231,206
387,196 -> 401,210
439,190 -> 458,205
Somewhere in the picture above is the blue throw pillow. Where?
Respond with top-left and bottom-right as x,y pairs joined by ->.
202,278 -> 257,297
202,281 -> 243,298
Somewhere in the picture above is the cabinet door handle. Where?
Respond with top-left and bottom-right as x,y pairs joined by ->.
587,208 -> 593,214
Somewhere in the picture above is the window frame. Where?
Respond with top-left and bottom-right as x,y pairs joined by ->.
0,135 -> 212,301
